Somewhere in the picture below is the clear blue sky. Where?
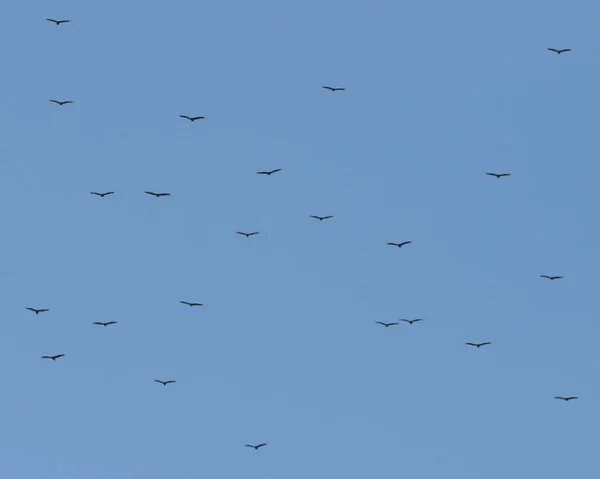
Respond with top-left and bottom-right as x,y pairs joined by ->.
1,1 -> 599,478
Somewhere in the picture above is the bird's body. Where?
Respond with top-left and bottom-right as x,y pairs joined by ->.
375,321 -> 399,327
237,231 -> 259,237
145,191 -> 171,197
180,115 -> 205,122
387,241 -> 412,248
42,354 -> 65,361
555,396 -> 578,401
540,275 -> 563,280
310,215 -> 334,221
47,19 -> 71,25
322,86 -> 345,92
547,48 -> 571,54
486,173 -> 511,179
154,380 -> 176,386
91,192 -> 114,197
26,308 -> 49,314
180,301 -> 203,307
400,318 -> 423,324
257,169 -> 282,176
466,342 -> 491,348
246,443 -> 267,450
50,100 -> 73,106
93,321 -> 118,327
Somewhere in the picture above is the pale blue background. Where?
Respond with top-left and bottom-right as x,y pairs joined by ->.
1,1 -> 599,478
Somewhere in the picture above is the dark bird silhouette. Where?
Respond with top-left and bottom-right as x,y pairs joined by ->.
91,192 -> 114,197
46,19 -> 71,25
154,380 -> 176,386
180,301 -> 203,307
42,354 -> 65,361
387,241 -> 412,248
486,173 -> 511,179
322,86 -> 345,92
400,318 -> 423,324
375,321 -> 399,327
145,191 -> 171,197
93,321 -> 118,327
310,215 -> 334,221
555,396 -> 578,401
50,100 -> 73,106
26,308 -> 49,314
237,231 -> 259,237
257,169 -> 282,176
547,48 -> 571,54
540,275 -> 563,280
245,443 -> 267,450
180,115 -> 205,122
466,342 -> 491,348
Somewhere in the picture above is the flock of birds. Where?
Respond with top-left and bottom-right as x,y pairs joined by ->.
34,16 -> 581,457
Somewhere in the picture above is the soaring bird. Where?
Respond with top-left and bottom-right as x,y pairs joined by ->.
246,443 -> 267,450
540,275 -> 563,280
466,342 -> 491,348
486,173 -> 511,179
375,321 -> 399,327
46,19 -> 71,25
26,308 -> 49,314
310,215 -> 334,221
145,191 -> 171,197
91,192 -> 114,197
180,115 -> 205,122
237,231 -> 259,237
50,100 -> 73,106
257,169 -> 282,176
387,241 -> 411,248
322,86 -> 345,92
93,321 -> 118,327
400,318 -> 423,324
154,380 -> 176,386
180,301 -> 203,307
42,354 -> 65,361
554,396 -> 578,401
547,48 -> 571,54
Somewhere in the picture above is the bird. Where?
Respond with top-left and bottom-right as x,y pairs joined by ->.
387,241 -> 412,248
540,275 -> 563,280
180,115 -> 205,122
322,86 -> 345,92
145,191 -> 171,197
400,318 -> 423,324
245,443 -> 267,450
375,321 -> 399,327
257,169 -> 282,176
237,231 -> 259,237
554,396 -> 578,401
42,354 -> 65,361
26,308 -> 49,314
486,173 -> 511,179
180,301 -> 203,307
154,380 -> 176,386
465,342 -> 491,348
50,100 -> 73,106
93,321 -> 118,327
547,48 -> 571,54
90,192 -> 114,197
46,19 -> 71,25
310,215 -> 334,221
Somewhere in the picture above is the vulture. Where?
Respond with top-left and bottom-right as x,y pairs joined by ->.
400,318 -> 423,324
375,321 -> 399,327
154,380 -> 176,386
180,301 -> 203,307
486,173 -> 511,179
237,231 -> 259,237
540,275 -> 563,280
47,19 -> 71,25
547,48 -> 571,54
26,308 -> 49,314
50,100 -> 73,106
310,215 -> 334,221
322,86 -> 345,92
465,342 -> 491,348
257,169 -> 282,176
180,115 -> 205,122
554,396 -> 578,401
91,192 -> 114,197
42,354 -> 65,361
245,443 -> 267,450
145,191 -> 171,197
387,241 -> 411,248
93,321 -> 118,327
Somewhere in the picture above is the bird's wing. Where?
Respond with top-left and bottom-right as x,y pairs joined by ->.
236,232 -> 245,235
335,88 -> 346,91
106,321 -> 117,325
92,322 -> 103,325
56,354 -> 65,358
154,380 -> 164,384
547,48 -> 559,52
257,443 -> 267,448
400,241 -> 412,246
26,308 -> 35,311
389,322 -> 399,326
387,243 -> 398,246
540,275 -> 550,279
465,343 -> 476,346
272,169 -> 282,173
40,309 -> 49,312
257,171 -> 267,175
41,356 -> 50,359
310,216 -> 320,219
375,322 -> 386,325
322,86 -> 334,90
245,445 -> 255,448
561,49 -> 572,52
554,397 -> 566,400
144,191 -> 155,195
180,301 -> 190,305
166,381 -> 176,384
180,115 -> 191,120
46,19 -> 58,22
568,397 -> 578,400
481,342 -> 491,346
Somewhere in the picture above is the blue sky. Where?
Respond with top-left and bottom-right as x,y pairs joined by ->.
1,0 -> 599,478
